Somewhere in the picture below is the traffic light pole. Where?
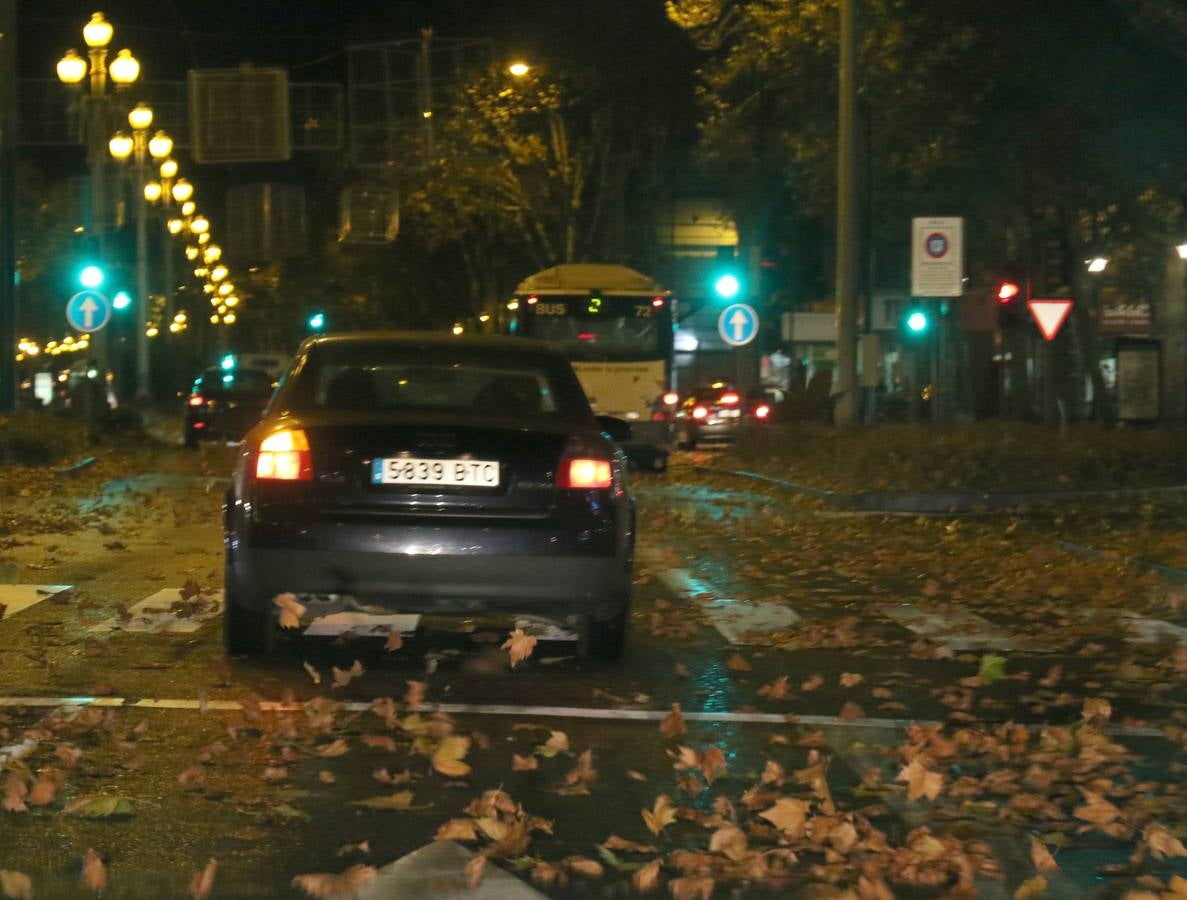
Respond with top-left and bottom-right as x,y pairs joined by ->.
833,0 -> 859,426
134,155 -> 150,401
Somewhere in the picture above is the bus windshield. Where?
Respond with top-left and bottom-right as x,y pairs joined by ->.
518,295 -> 669,361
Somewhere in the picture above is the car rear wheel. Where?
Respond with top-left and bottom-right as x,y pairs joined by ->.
223,561 -> 276,656
578,600 -> 629,660
675,425 -> 696,451
184,427 -> 199,449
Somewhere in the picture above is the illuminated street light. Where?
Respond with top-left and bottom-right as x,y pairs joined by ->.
171,178 -> 193,203
223,312 -> 237,324
189,214 -> 210,235
1087,257 -> 1109,274
185,246 -> 200,261
108,48 -> 140,85
180,201 -> 196,217
1177,243 -> 1187,261
83,12 -> 114,48
143,181 -> 162,203
217,282 -> 234,297
56,49 -> 87,85
452,323 -> 464,335
107,131 -> 133,160
159,159 -> 178,180
147,131 -> 173,160
203,244 -> 222,263
197,233 -> 210,245
210,264 -> 228,283
508,61 -> 530,77
167,218 -> 184,235
127,102 -> 153,131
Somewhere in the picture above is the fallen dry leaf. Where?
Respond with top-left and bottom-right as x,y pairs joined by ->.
432,735 -> 472,777
1030,838 -> 1059,872
291,865 -> 378,898
512,754 -> 539,771
660,703 -> 687,739
726,653 -> 751,672
840,672 -> 864,688
633,858 -> 661,893
332,660 -> 365,689
82,849 -> 107,892
188,859 -> 218,900
759,797 -> 809,838
669,876 -> 714,900
316,739 -> 350,758
0,871 -> 33,900
436,819 -> 480,841
384,630 -> 403,651
757,676 -> 790,699
502,628 -> 538,668
405,680 -> 426,708
1146,823 -> 1187,860
642,794 -> 678,835
896,759 -> 944,801
274,593 -> 306,630
302,661 -> 321,684
465,853 -> 487,890
801,673 -> 824,692
1082,697 -> 1112,722
602,835 -> 658,854
1014,874 -> 1047,899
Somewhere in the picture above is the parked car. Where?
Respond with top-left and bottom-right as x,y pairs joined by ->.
222,333 -> 636,659
185,366 -> 276,448
673,382 -> 773,450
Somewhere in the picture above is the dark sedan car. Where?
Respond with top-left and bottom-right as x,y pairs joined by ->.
673,383 -> 772,449
185,366 -> 276,448
223,333 -> 635,659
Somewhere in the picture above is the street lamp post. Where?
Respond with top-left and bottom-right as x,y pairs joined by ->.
57,12 -> 141,392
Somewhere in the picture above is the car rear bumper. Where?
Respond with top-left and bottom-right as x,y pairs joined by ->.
227,515 -> 633,619
693,420 -> 742,441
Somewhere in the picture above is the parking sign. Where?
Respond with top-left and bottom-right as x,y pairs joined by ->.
911,217 -> 963,297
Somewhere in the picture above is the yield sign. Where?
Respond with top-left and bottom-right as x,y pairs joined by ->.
1027,299 -> 1074,341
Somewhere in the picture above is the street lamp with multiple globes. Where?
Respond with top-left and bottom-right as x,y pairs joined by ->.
109,99 -> 173,399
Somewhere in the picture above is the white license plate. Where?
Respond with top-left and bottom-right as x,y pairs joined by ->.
371,457 -> 500,487
719,409 -> 741,418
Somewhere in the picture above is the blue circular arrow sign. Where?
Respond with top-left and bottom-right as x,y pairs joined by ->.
718,303 -> 759,347
65,290 -> 112,333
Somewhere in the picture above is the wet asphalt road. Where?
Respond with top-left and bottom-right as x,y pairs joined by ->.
2,442 -> 1187,897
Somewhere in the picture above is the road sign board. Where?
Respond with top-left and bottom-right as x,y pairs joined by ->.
1027,299 -> 1074,341
718,303 -> 759,347
911,217 -> 964,297
65,290 -> 111,333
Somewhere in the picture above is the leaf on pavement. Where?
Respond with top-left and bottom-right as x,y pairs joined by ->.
565,749 -> 598,786
858,874 -> 894,899
335,842 -> 370,857
838,701 -> 865,721
699,747 -> 726,784
1031,838 -> 1059,872
660,703 -> 687,739
1145,823 -> 1187,860
757,676 -> 790,699
642,794 -> 678,835
405,680 -> 426,708
273,593 -> 306,630
28,771 -> 62,806
602,835 -> 657,854
1014,874 -> 1047,899
332,660 -> 365,689
725,654 -> 751,672
350,791 -> 416,810
759,797 -> 809,838
669,876 -> 714,900
177,766 -> 206,788
708,824 -> 749,861
801,674 -> 824,692
188,859 -> 218,900
432,735 -> 472,777
316,738 -> 350,758
896,759 -> 944,801
465,853 -> 487,890
563,856 -> 603,878
64,795 -> 134,818
1082,697 -> 1112,723
979,654 -> 1007,686
82,849 -> 107,892
632,859 -> 661,894
435,818 -> 479,841
1074,791 -> 1121,829
302,662 -> 322,684
3,773 -> 27,813
501,628 -> 538,668
291,865 -> 378,899
840,672 -> 864,688
512,753 -> 539,771
535,730 -> 569,758
384,630 -> 403,651
0,871 -> 33,900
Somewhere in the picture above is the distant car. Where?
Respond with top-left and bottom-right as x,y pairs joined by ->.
222,333 -> 636,659
185,367 -> 276,448
673,383 -> 772,450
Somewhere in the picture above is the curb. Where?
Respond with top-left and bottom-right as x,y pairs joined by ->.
53,456 -> 98,478
695,466 -> 1187,514
1055,539 -> 1187,586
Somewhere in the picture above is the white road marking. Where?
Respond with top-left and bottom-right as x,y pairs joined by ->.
655,566 -> 800,643
304,613 -> 421,638
0,695 -> 1163,738
515,618 -> 577,642
0,739 -> 38,765
0,584 -> 71,619
882,605 -> 1033,652
88,589 -> 223,634
359,841 -> 546,899
1120,614 -> 1187,645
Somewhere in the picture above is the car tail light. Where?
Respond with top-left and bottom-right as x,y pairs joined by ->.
188,394 -> 204,407
255,429 -> 313,481
720,392 -> 740,405
193,422 -> 205,429
662,391 -> 680,407
559,458 -> 613,489
692,406 -> 708,420
754,404 -> 771,419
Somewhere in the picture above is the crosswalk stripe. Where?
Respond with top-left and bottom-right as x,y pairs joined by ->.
881,606 -> 1034,652
654,566 -> 800,643
304,613 -> 420,637
0,584 -> 71,619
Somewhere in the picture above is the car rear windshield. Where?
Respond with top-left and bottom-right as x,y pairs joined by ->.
196,369 -> 274,397
287,343 -> 592,423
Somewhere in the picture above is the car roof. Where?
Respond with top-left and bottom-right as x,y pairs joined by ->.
301,331 -> 567,360
198,366 -> 272,378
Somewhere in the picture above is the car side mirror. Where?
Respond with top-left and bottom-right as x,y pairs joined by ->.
597,415 -> 632,444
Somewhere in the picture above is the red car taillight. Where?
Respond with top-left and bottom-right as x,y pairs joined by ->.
754,404 -> 771,419
720,392 -> 740,405
558,458 -> 613,490
255,429 -> 313,481
662,391 -> 680,407
188,394 -> 204,407
692,406 -> 708,420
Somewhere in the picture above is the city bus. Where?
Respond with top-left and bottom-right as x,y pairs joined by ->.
508,263 -> 674,469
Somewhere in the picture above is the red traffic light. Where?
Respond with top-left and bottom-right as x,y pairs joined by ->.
997,281 -> 1021,303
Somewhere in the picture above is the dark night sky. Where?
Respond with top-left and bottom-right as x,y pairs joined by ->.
18,1 -> 691,82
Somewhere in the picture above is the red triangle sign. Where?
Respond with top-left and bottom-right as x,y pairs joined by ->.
1027,299 -> 1074,341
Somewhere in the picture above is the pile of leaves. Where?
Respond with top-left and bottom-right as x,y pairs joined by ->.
0,412 -> 87,467
719,424 -> 1187,494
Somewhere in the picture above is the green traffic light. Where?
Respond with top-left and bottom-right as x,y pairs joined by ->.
220,354 -> 236,371
308,312 -> 326,331
714,274 -> 741,300
906,311 -> 928,333
79,265 -> 104,289
112,291 -> 132,311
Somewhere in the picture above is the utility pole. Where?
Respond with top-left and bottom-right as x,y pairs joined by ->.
833,0 -> 859,426
0,0 -> 15,412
